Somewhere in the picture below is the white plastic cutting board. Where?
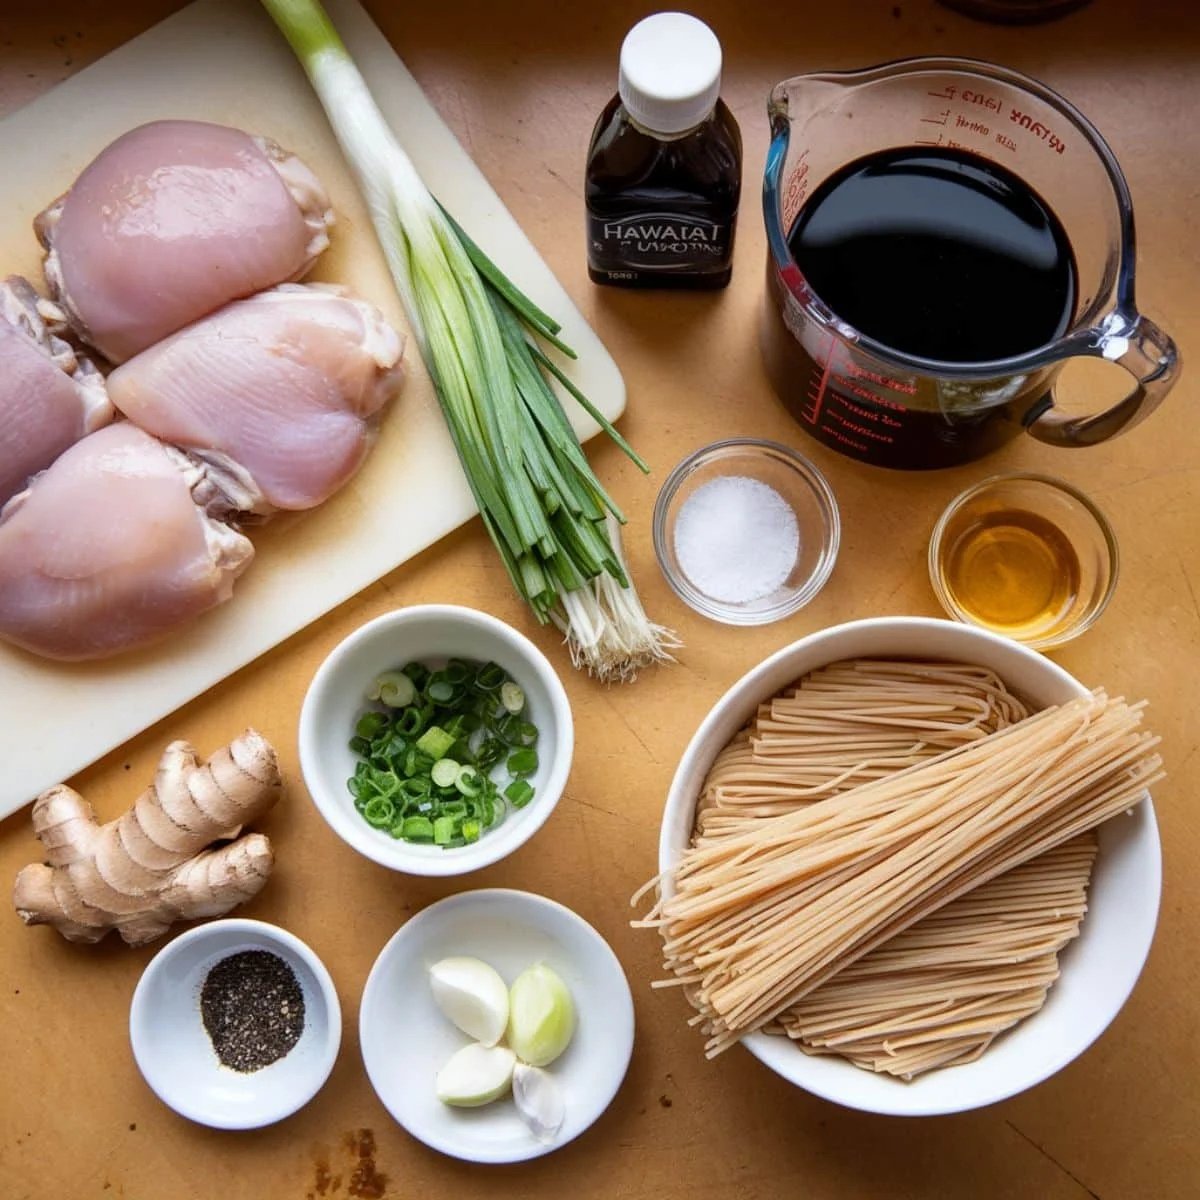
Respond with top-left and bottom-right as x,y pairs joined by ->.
0,0 -> 625,816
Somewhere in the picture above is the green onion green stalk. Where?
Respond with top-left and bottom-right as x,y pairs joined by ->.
261,0 -> 678,682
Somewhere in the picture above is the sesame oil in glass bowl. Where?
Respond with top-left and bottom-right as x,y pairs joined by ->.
929,473 -> 1118,650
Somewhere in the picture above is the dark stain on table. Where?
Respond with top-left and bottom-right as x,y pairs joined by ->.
344,1129 -> 388,1199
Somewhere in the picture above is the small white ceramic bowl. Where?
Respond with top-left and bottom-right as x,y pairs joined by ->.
359,888 -> 635,1163
129,919 -> 341,1129
299,606 -> 574,877
658,616 -> 1161,1116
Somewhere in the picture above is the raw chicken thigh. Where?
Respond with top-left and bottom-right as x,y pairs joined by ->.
0,276 -> 112,505
36,119 -> 334,363
108,285 -> 406,514
0,423 -> 253,661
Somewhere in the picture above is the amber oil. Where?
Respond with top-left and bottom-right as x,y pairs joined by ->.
937,507 -> 1081,640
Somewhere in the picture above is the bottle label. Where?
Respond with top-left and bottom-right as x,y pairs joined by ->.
587,210 -> 734,274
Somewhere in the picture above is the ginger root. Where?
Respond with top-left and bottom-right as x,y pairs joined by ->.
13,729 -> 281,946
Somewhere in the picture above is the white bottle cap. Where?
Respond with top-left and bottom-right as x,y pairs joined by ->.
618,12 -> 723,136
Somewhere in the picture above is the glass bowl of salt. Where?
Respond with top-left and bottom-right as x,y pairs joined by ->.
652,438 -> 840,625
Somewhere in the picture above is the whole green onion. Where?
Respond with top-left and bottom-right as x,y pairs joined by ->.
261,0 -> 678,682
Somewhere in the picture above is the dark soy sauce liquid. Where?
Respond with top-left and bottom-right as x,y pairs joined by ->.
790,146 -> 1075,360
764,146 -> 1078,468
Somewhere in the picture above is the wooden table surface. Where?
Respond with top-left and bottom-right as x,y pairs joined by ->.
2,2 -> 1198,1198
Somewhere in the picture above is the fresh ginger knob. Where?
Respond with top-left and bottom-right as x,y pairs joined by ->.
12,729 -> 282,946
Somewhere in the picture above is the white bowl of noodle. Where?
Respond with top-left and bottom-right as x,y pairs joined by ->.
654,616 -> 1161,1116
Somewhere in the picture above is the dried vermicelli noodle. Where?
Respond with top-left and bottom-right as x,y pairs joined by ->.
692,659 -> 1085,1076
634,660 -> 1162,1069
779,835 -> 1097,1077
697,660 -> 1032,838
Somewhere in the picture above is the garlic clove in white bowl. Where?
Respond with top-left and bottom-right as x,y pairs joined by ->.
512,1063 -> 565,1142
429,956 -> 509,1046
507,963 -> 575,1067
435,1043 -> 516,1108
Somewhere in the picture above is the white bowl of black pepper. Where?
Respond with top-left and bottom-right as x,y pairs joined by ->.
129,918 -> 342,1129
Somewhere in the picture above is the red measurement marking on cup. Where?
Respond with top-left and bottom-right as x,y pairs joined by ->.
783,150 -> 811,227
803,337 -> 839,426
1008,108 -> 1067,155
926,86 -> 1002,112
828,407 -> 895,445
955,114 -> 991,137
916,134 -> 982,152
847,363 -> 915,401
961,88 -> 1003,113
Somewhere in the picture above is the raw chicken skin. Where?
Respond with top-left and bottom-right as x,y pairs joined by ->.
0,423 -> 253,661
107,285 -> 406,514
36,120 -> 333,363
0,277 -> 112,505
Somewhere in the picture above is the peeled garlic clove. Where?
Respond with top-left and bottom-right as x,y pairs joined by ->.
429,956 -> 509,1046
507,963 -> 576,1067
435,1043 -> 516,1108
512,1063 -> 565,1142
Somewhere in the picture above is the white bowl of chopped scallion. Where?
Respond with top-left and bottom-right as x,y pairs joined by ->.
299,606 -> 573,876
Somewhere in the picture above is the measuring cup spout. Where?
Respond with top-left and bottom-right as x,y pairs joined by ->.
768,74 -> 848,127
765,74 -> 857,271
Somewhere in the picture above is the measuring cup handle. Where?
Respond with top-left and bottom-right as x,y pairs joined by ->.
1027,313 -> 1181,448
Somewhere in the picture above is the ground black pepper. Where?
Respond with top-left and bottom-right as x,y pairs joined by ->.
199,949 -> 305,1073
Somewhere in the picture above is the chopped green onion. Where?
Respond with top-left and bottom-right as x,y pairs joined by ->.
367,669 -> 416,708
493,713 -> 525,745
402,816 -> 435,842
507,749 -> 538,777
347,655 -> 546,847
380,733 -> 406,760
474,662 -> 506,691
442,714 -> 467,738
363,796 -> 395,828
404,748 -> 431,778
445,659 -> 473,686
476,738 -> 506,771
456,712 -> 483,734
402,661 -> 431,690
416,726 -> 457,760
401,776 -> 431,800
356,712 -> 387,739
431,758 -> 461,788
505,779 -> 535,808
455,765 -> 482,796
395,707 -> 423,737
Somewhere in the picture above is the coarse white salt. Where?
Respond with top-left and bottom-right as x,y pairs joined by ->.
673,475 -> 800,605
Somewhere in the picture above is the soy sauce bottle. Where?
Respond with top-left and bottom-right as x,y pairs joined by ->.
585,12 -> 742,290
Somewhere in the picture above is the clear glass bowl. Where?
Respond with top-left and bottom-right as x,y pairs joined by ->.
928,473 -> 1118,650
652,438 -> 840,626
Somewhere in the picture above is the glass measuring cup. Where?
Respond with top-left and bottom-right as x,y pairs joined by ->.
761,57 -> 1180,470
